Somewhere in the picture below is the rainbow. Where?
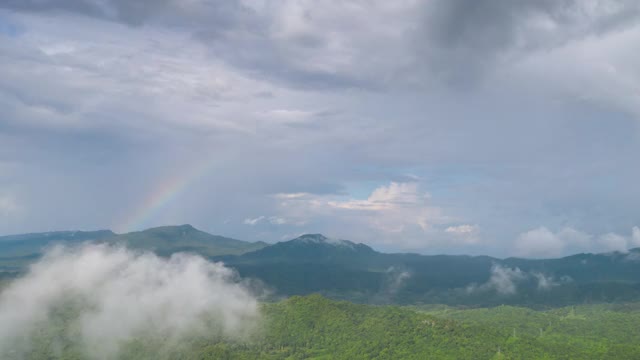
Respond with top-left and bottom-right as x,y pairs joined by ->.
115,160 -> 214,233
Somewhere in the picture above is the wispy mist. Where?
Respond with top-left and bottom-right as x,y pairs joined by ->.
466,264 -> 526,295
0,244 -> 259,359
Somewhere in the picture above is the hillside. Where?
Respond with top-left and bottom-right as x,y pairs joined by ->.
11,295 -> 640,359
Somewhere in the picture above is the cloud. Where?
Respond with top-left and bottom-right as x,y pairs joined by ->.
467,264 -> 526,296
243,216 -> 265,226
385,267 -> 411,294
268,216 -> 288,225
598,232 -> 629,252
467,266 -> 573,295
2,2 -> 640,257
243,216 -> 290,226
7,1 -> 639,90
531,272 -> 572,291
514,227 -> 580,258
514,226 -> 640,257
272,182 -> 451,249
421,0 -> 640,85
1,1 -> 423,90
0,12 -> 288,137
533,272 -> 557,290
444,224 -> 480,244
485,264 -> 525,295
374,267 -> 412,303
0,244 -> 259,359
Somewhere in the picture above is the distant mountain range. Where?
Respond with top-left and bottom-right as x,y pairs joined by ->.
2,225 -> 640,307
0,225 -> 266,272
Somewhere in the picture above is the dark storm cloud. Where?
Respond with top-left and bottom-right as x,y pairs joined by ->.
421,0 -> 640,85
5,1 -> 640,88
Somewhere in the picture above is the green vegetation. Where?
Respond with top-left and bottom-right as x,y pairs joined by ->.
10,295 -> 640,359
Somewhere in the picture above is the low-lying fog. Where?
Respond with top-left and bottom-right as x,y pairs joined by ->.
0,244 -> 260,359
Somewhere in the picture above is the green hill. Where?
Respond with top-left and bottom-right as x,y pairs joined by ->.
12,295 -> 640,359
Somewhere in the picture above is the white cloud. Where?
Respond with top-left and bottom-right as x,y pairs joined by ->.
268,216 -> 288,225
514,227 -> 573,258
486,265 -> 525,295
514,226 -> 640,257
467,264 -> 526,296
243,216 -> 266,226
273,182 -> 451,248
444,224 -> 480,244
273,192 -> 309,199
383,267 -> 412,296
0,14 -> 282,136
0,243 -> 259,359
468,266 -> 572,295
243,215 -> 290,226
532,272 -> 556,291
598,232 -> 629,252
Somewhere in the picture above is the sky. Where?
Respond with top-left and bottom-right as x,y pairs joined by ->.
1,0 -> 640,257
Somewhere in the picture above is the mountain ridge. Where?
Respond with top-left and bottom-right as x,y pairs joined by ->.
4,226 -> 640,307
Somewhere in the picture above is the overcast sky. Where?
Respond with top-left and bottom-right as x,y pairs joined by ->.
1,0 -> 640,257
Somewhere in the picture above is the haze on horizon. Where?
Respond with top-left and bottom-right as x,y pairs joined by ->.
2,0 -> 640,258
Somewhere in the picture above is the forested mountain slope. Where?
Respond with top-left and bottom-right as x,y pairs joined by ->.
3,229 -> 640,307
220,234 -> 640,307
11,295 -> 640,359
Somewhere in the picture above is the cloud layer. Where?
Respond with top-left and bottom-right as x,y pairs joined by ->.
1,1 -> 640,256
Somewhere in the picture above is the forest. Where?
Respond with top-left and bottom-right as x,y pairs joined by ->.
6,294 -> 640,360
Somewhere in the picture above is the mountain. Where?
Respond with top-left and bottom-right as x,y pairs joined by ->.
218,235 -> 640,307
236,233 -> 376,263
0,225 -> 267,271
4,227 -> 640,307
112,224 -> 267,257
214,234 -> 383,296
